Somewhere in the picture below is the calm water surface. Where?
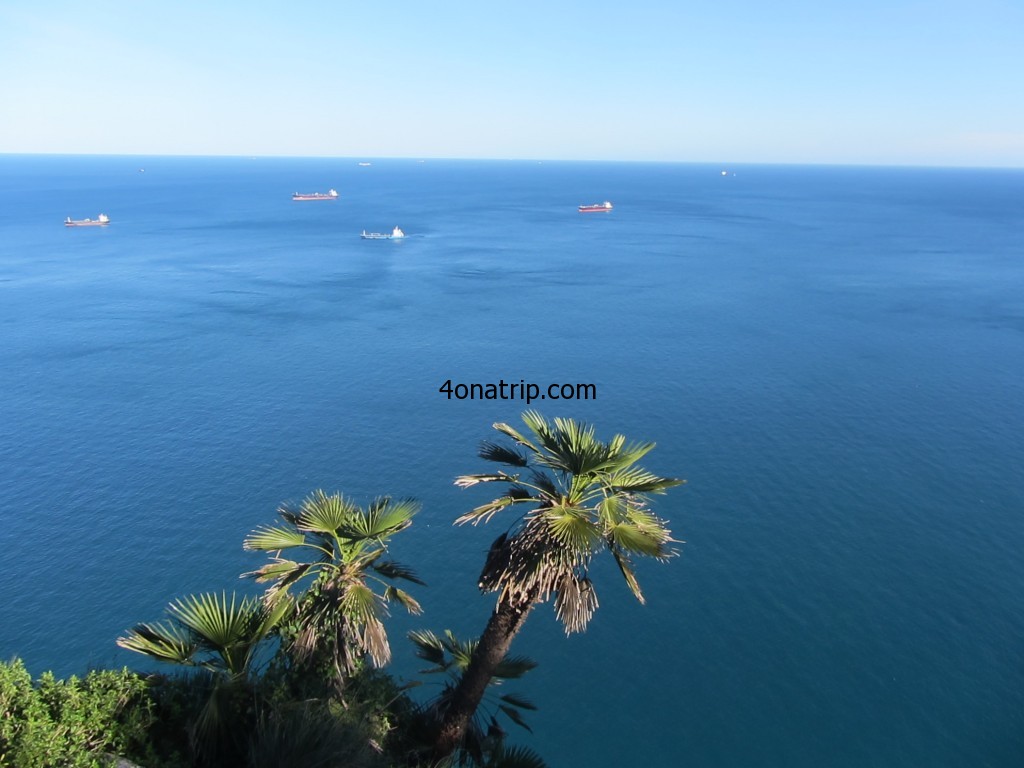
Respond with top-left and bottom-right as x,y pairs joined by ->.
1,156 -> 1023,766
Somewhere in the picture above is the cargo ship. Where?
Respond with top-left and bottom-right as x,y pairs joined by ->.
361,226 -> 405,240
578,201 -> 613,213
65,214 -> 110,227
292,189 -> 338,201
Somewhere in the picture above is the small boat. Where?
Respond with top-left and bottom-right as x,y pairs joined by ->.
292,189 -> 339,201
358,162 -> 372,167
65,214 -> 110,227
578,201 -> 613,213
361,226 -> 405,240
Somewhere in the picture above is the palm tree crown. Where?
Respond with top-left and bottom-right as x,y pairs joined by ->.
243,490 -> 423,684
454,410 -> 684,633
117,591 -> 288,679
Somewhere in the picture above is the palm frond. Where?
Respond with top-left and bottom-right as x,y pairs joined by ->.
491,420 -> 542,455
529,470 -> 560,500
456,495 -> 532,526
606,467 -> 686,494
608,521 -> 673,559
542,506 -> 602,554
341,582 -> 386,625
359,616 -> 391,668
297,490 -> 357,535
384,585 -> 423,615
242,525 -> 308,552
167,593 -> 264,674
347,497 -> 419,539
454,472 -> 519,489
258,592 -> 296,635
492,654 -> 538,680
553,575 -> 599,634
443,629 -> 476,670
276,504 -> 302,526
497,705 -> 532,732
241,559 -> 313,593
479,441 -> 530,467
117,622 -> 198,665
408,629 -> 448,667
610,547 -> 645,604
372,559 -> 426,585
497,692 -> 537,711
610,437 -> 657,468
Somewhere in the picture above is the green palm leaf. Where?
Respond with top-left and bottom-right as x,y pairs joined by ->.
608,522 -> 672,558
346,497 -> 419,539
341,582 -> 385,624
610,547 -> 645,604
606,466 -> 686,494
117,622 -> 198,665
543,507 -> 602,553
297,490 -> 357,535
408,629 -> 448,667
243,525 -> 309,552
491,420 -> 541,454
167,593 -> 264,672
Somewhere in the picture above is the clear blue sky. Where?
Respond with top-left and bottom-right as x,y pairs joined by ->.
2,0 -> 1022,166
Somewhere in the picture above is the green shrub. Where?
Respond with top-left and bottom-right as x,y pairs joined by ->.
0,659 -> 154,767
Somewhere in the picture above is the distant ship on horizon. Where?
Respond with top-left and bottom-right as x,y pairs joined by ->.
65,214 -> 110,227
578,201 -> 613,213
292,189 -> 338,201
361,226 -> 405,240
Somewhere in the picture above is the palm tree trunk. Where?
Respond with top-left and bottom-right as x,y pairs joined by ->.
432,592 -> 536,760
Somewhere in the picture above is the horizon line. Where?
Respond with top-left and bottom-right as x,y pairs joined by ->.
0,151 -> 1021,172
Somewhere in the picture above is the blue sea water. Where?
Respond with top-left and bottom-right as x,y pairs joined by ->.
1,155 -> 1023,766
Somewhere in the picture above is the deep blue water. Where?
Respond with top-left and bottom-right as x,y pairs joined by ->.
1,155 -> 1023,766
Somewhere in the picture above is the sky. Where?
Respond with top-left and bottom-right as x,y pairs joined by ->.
1,0 -> 1023,167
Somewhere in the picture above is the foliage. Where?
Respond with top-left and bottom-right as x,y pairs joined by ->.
117,591 -> 289,679
117,591 -> 292,766
8,422 -> 681,767
431,412 -> 683,759
455,410 -> 684,632
408,630 -> 542,767
247,700 -> 387,768
0,659 -> 155,768
244,490 -> 423,694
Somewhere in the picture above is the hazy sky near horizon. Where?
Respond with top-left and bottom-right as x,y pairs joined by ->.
2,1 -> 1022,167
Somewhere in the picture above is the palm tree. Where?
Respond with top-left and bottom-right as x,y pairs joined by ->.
432,411 -> 684,758
117,591 -> 288,679
118,591 -> 290,763
243,490 -> 423,698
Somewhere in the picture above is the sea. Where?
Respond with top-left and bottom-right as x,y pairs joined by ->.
1,155 -> 1022,767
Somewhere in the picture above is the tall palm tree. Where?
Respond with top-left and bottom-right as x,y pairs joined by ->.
243,490 -> 423,697
432,411 -> 684,758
